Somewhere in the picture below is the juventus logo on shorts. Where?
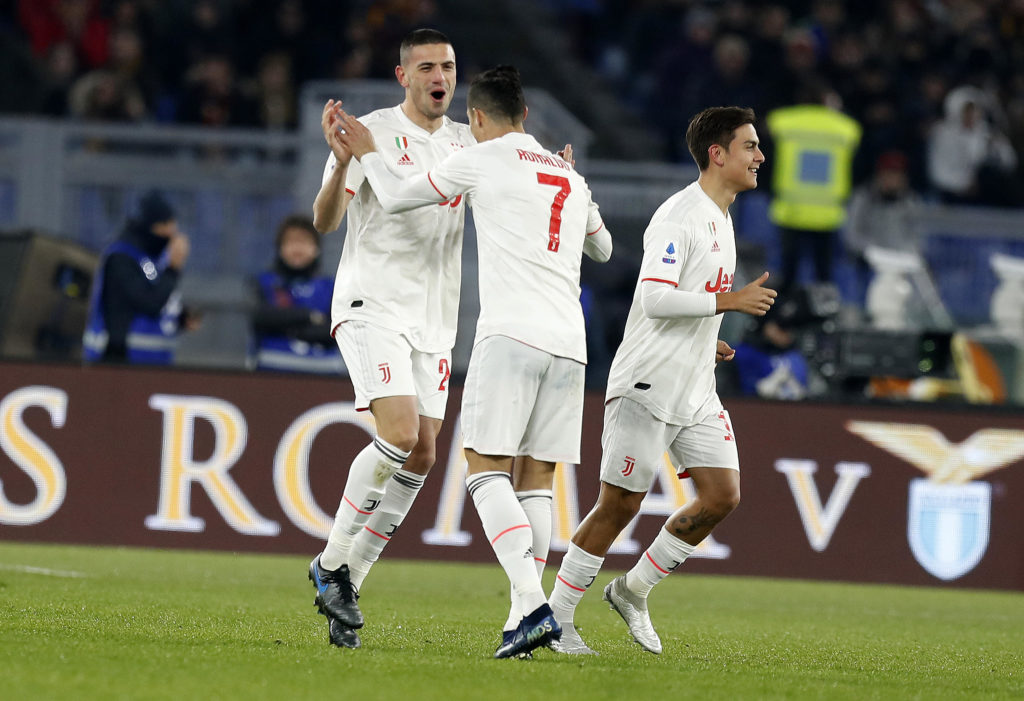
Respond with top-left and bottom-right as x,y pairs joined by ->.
378,362 -> 391,384
622,456 -> 636,477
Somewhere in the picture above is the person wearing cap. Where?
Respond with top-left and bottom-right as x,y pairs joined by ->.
250,214 -> 341,374
83,190 -> 196,364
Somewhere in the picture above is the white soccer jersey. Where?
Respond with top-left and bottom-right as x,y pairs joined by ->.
606,181 -> 736,425
322,106 -> 475,353
428,132 -> 605,363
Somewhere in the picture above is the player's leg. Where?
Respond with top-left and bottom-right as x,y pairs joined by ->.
548,397 -> 669,653
462,336 -> 560,658
466,450 -> 559,658
610,408 -> 740,654
310,322 -> 418,638
501,457 -> 555,643
347,348 -> 451,589
346,414 -> 440,590
312,394 -> 417,627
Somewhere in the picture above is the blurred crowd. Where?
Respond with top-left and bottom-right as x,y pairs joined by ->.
3,1 -> 1024,207
1,0 -> 439,129
548,0 -> 1024,205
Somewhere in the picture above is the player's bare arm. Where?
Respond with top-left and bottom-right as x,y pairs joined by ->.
312,100 -> 354,233
715,271 -> 776,316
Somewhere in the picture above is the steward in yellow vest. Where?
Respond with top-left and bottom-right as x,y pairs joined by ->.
766,96 -> 861,293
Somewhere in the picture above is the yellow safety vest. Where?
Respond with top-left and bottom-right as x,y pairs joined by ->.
767,105 -> 862,231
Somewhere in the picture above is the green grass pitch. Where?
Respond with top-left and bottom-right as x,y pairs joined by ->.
1,541 -> 1021,700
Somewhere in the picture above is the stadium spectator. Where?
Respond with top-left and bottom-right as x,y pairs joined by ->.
846,150 -> 924,264
39,40 -> 79,116
732,293 -> 811,400
250,215 -> 340,374
18,0 -> 110,70
82,190 -> 197,364
254,51 -> 297,130
927,86 -> 1020,207
177,52 -> 257,128
68,66 -> 145,122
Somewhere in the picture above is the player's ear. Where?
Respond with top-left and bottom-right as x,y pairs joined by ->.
522,105 -> 528,123
709,144 -> 724,167
395,64 -> 409,88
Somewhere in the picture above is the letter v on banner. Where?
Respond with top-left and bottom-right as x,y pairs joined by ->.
775,459 -> 870,551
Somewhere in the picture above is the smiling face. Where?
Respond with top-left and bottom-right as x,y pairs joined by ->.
396,43 -> 456,127
718,123 -> 764,192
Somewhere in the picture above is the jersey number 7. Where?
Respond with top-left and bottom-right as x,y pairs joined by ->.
537,173 -> 570,253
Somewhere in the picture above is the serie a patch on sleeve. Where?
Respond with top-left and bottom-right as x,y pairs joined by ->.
661,241 -> 678,264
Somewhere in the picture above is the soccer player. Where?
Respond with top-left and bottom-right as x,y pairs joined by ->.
333,65 -> 613,659
307,28 -> 474,650
546,106 -> 775,655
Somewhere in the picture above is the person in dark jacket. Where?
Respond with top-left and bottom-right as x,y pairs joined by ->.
250,214 -> 340,374
83,190 -> 195,364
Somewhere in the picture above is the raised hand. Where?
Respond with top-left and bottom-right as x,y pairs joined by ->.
557,143 -> 575,168
332,107 -> 378,160
321,99 -> 352,165
719,271 -> 777,316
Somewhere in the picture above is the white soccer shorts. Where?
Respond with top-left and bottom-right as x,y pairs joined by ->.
334,320 -> 451,420
599,397 -> 739,493
461,335 -> 585,463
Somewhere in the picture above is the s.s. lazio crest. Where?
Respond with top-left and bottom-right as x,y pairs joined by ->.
906,478 -> 990,580
847,421 -> 1024,581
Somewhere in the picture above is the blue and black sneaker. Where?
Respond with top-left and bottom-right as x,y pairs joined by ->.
309,555 -> 364,628
495,630 -> 533,660
493,604 -> 561,659
328,616 -> 361,649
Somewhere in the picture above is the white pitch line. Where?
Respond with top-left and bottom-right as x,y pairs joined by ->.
0,564 -> 88,578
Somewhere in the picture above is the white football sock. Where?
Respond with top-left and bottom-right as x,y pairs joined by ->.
548,541 -> 604,626
467,471 -> 547,615
503,489 -> 553,631
347,468 -> 426,590
625,527 -> 696,597
321,437 -> 410,571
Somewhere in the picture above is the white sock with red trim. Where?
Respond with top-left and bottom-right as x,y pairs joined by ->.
347,468 -> 426,590
503,489 -> 553,630
467,471 -> 547,615
624,528 -> 696,597
321,437 -> 410,571
548,542 -> 604,627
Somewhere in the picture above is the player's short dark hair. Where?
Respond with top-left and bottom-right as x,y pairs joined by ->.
685,106 -> 757,171
399,28 -> 452,65
467,65 -> 525,125
275,214 -> 319,251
